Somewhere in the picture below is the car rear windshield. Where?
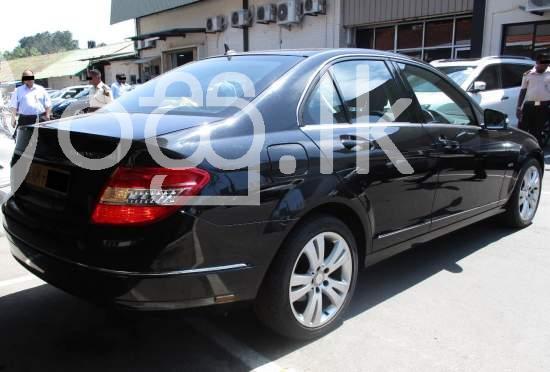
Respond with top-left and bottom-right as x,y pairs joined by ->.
109,55 -> 303,116
438,66 -> 476,87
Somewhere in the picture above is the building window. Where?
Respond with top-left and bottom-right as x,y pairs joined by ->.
376,27 -> 395,51
356,16 -> 472,63
398,23 -> 423,50
502,21 -> 550,59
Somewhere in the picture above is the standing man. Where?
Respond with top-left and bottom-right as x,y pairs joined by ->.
9,70 -> 51,127
111,74 -> 129,99
517,53 -> 550,145
88,69 -> 113,112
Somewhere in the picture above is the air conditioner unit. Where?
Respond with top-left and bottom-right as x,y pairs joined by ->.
137,38 -> 157,50
277,1 -> 302,25
256,4 -> 277,24
206,15 -> 226,33
303,0 -> 326,15
526,0 -> 550,11
231,9 -> 253,28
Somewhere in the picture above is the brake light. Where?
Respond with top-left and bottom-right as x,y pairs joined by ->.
91,167 -> 210,226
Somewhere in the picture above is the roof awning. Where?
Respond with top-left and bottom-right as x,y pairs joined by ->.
86,52 -> 139,64
134,56 -> 161,64
129,28 -> 206,41
111,0 -> 202,24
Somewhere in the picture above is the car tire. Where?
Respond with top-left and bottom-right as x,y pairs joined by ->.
502,158 -> 542,228
255,215 -> 358,340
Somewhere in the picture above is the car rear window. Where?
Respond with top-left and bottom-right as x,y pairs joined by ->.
109,55 -> 303,117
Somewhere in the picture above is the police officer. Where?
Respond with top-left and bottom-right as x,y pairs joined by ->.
87,69 -> 113,112
9,70 -> 51,127
517,53 -> 550,145
111,74 -> 130,99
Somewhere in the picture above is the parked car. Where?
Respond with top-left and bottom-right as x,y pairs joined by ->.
3,49 -> 544,340
50,85 -> 91,106
431,56 -> 535,127
51,87 -> 90,119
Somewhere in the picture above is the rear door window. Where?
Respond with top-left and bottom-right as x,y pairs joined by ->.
302,73 -> 348,125
330,60 -> 412,123
501,64 -> 532,89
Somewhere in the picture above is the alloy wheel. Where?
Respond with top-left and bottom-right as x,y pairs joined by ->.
289,232 -> 353,328
518,165 -> 541,222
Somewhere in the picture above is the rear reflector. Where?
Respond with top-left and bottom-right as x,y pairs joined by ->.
91,167 -> 210,226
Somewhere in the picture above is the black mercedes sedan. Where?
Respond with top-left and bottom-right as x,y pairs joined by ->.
2,49 -> 544,340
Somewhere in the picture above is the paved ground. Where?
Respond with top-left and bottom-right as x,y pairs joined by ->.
0,148 -> 549,372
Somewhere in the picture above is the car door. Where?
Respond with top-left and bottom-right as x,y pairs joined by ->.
396,62 -> 509,229
469,63 -> 509,115
300,58 -> 439,250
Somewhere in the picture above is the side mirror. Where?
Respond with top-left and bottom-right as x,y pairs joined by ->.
470,81 -> 487,93
483,109 -> 509,130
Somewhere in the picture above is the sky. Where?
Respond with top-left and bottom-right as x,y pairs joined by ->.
0,0 -> 135,52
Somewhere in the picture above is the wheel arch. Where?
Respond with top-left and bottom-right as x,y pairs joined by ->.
276,201 -> 371,271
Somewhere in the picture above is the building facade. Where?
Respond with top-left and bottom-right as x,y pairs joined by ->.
483,0 -> 550,58
110,0 -> 550,80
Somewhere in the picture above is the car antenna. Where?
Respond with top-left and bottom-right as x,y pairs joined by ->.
224,43 -> 236,59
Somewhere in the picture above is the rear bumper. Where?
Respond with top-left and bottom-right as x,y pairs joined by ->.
6,230 -> 261,310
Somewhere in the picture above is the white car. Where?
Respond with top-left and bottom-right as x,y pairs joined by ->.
431,56 -> 535,127
50,85 -> 91,106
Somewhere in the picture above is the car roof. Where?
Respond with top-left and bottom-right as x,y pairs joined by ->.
432,56 -> 535,67
207,48 -> 417,61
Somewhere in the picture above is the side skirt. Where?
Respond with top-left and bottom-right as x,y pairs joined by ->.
365,207 -> 507,268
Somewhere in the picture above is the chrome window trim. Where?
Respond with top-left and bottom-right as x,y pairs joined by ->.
295,53 -> 420,128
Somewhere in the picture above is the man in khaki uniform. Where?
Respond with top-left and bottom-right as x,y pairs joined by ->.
517,53 -> 550,145
87,69 -> 113,112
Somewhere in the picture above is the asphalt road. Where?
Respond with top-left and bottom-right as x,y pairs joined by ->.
0,149 -> 549,372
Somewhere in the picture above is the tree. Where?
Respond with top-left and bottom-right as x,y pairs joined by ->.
3,31 -> 79,60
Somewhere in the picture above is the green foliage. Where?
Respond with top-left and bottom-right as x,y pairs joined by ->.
2,31 -> 79,60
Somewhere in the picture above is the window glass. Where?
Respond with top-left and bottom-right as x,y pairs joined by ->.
302,73 -> 347,125
375,27 -> 395,51
398,63 -> 476,126
109,55 -> 302,116
356,29 -> 374,49
425,20 -> 453,48
438,66 -> 476,87
331,60 -> 409,123
535,23 -> 550,55
398,23 -> 423,50
398,50 -> 422,59
503,24 -> 535,58
455,49 -> 471,59
476,65 -> 501,91
501,64 -> 532,89
455,18 -> 472,45
424,48 -> 452,63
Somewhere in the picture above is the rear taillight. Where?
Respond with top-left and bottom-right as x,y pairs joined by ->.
91,167 -> 210,226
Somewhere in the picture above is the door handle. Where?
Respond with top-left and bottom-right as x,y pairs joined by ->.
340,135 -> 371,151
501,96 -> 510,101
434,136 -> 460,150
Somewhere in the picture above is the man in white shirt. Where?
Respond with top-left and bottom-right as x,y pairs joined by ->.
87,69 -> 113,112
517,53 -> 550,145
9,70 -> 51,127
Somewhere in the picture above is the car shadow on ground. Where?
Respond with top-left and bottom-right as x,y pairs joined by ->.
0,218 -> 519,371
